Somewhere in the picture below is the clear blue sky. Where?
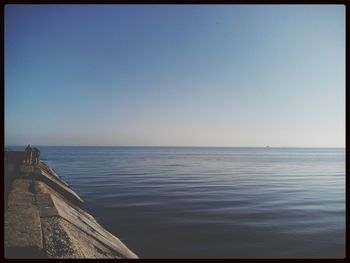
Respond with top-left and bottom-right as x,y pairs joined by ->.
5,5 -> 345,147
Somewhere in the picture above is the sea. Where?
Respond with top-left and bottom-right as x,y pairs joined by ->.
6,146 -> 346,258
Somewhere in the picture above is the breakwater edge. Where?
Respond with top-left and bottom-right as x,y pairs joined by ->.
4,150 -> 138,259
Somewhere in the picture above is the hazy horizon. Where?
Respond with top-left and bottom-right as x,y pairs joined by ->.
5,144 -> 345,149
5,5 -> 345,147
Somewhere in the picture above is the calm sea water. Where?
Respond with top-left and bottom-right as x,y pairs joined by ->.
8,146 -> 345,258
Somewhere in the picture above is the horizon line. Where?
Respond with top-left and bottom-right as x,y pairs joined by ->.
5,145 -> 346,149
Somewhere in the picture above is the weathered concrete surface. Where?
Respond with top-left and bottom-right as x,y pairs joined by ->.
34,163 -> 84,205
4,179 -> 46,258
4,150 -> 138,259
4,151 -> 26,210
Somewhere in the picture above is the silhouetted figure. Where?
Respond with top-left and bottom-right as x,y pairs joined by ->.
32,147 -> 40,165
25,144 -> 32,165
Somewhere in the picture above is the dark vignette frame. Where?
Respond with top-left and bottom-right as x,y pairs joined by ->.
1,1 -> 348,262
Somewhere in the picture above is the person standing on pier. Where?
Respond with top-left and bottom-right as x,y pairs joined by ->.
25,144 -> 32,165
33,147 -> 41,165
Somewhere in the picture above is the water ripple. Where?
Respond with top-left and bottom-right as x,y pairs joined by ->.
36,146 -> 345,258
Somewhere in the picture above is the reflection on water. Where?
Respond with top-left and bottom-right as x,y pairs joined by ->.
12,146 -> 345,258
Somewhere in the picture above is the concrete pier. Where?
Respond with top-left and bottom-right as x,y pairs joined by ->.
4,150 -> 138,259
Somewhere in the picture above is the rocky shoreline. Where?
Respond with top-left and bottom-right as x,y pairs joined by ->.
4,150 -> 138,259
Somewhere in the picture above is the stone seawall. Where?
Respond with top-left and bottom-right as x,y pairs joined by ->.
4,151 -> 138,259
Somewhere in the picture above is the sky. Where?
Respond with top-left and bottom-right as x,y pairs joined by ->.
5,5 -> 345,147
